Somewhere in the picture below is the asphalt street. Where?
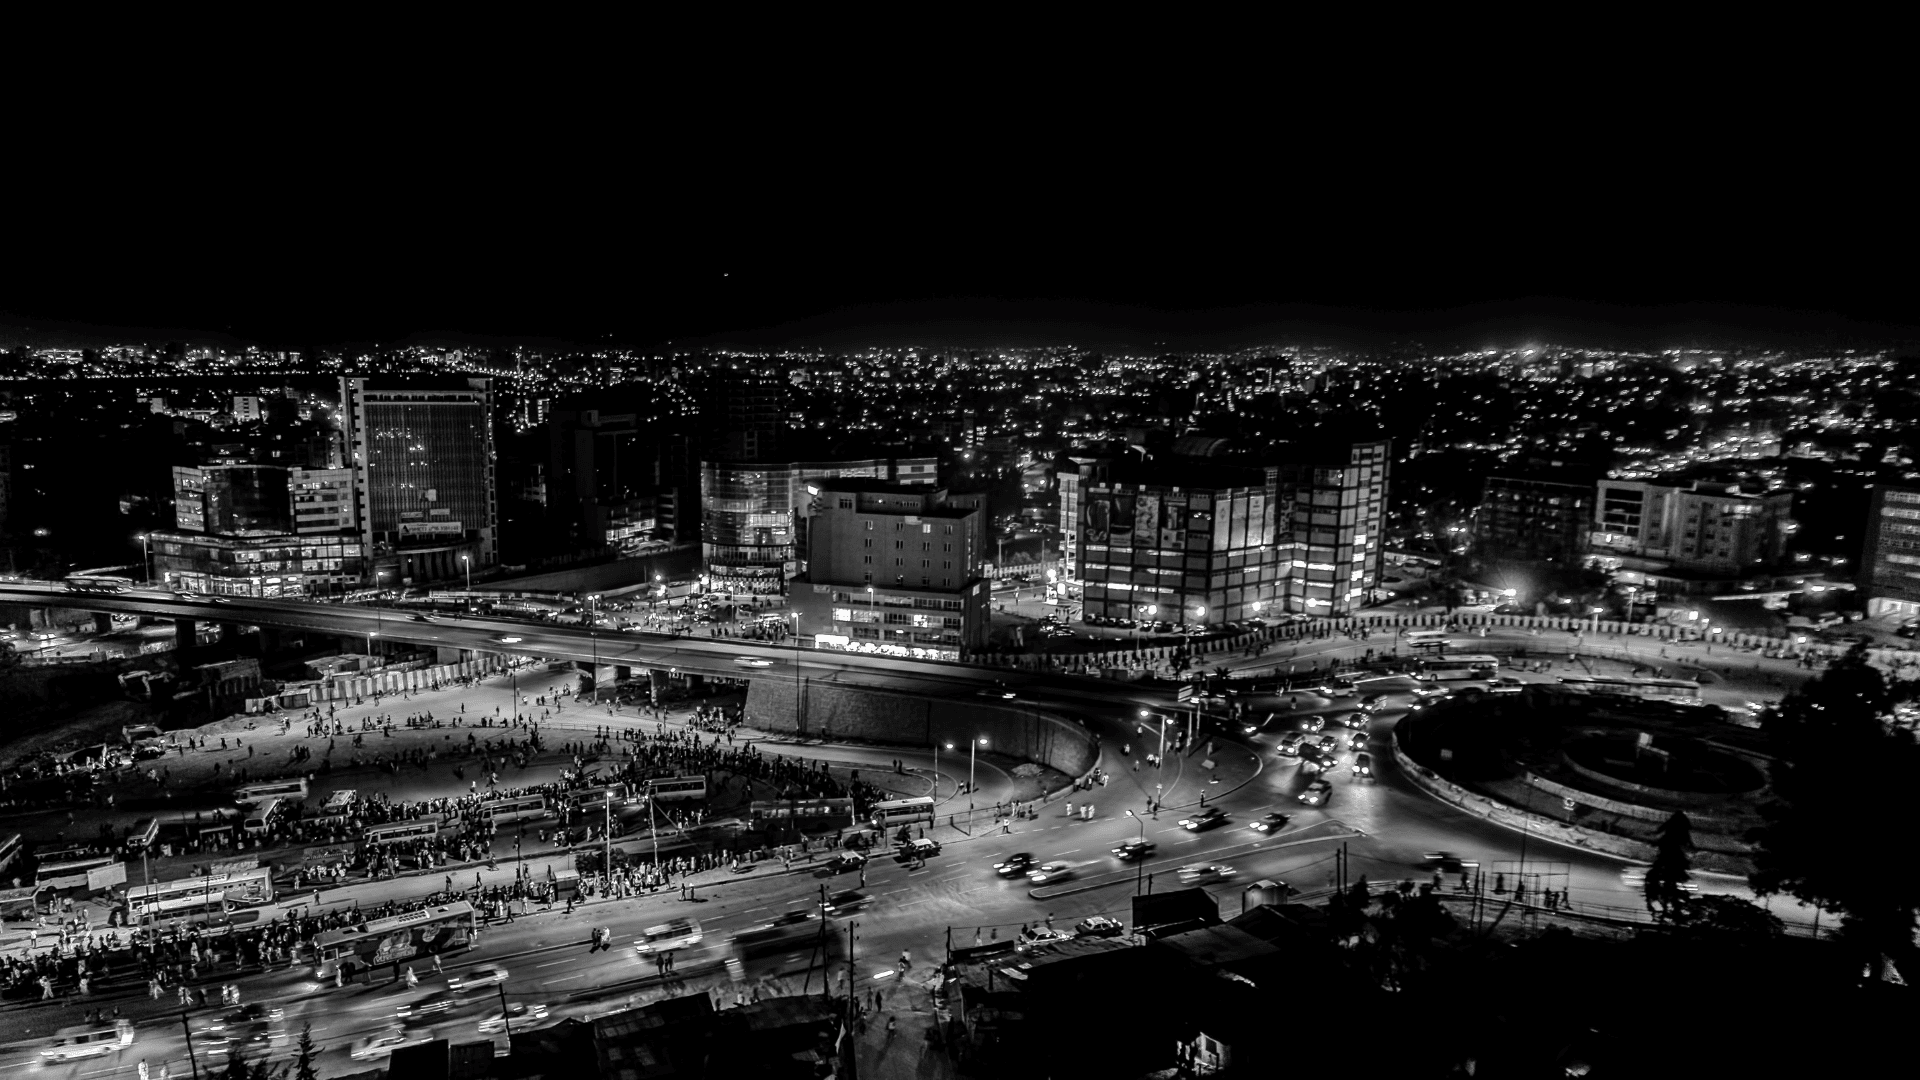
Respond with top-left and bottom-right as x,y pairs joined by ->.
0,584 -> 1837,1076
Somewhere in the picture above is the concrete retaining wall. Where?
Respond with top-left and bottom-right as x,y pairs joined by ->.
1523,771 -> 1745,826
1390,726 -> 1658,862
1559,748 -> 1761,807
745,678 -> 1098,780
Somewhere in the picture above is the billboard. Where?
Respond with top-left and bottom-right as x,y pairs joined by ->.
1134,494 -> 1160,548
1110,492 -> 1136,547
1086,495 -> 1111,543
1160,496 -> 1187,549
398,521 -> 463,538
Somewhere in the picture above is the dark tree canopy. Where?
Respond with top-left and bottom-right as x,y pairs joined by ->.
1749,644 -> 1920,982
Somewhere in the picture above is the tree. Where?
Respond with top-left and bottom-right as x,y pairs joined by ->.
1644,811 -> 1694,919
294,1022 -> 318,1080
1669,894 -> 1783,941
1749,643 -> 1920,983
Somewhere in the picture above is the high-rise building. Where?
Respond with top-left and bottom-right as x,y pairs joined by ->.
1591,477 -> 1793,575
548,395 -> 694,554
1859,485 -> 1920,617
340,377 -> 498,586
1475,466 -> 1600,566
0,442 -> 11,542
791,481 -> 990,659
171,464 -> 293,536
1077,460 -> 1285,626
699,456 -> 938,593
1275,438 -> 1391,617
233,395 -> 264,422
1071,437 -> 1389,622
687,366 -> 787,463
290,467 -> 358,535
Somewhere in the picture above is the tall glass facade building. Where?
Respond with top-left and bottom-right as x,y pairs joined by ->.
341,377 -> 497,583
699,457 -> 937,593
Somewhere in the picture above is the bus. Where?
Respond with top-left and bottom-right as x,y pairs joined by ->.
479,794 -> 549,825
234,779 -> 308,806
35,851 -> 120,890
568,784 -> 631,813
313,901 -> 479,982
63,576 -> 134,595
363,820 -> 443,846
242,798 -> 285,835
0,834 -> 22,878
642,776 -> 708,803
1404,630 -> 1455,653
1557,674 -> 1702,702
123,819 -> 160,854
1415,654 -> 1500,682
870,796 -> 936,830
124,867 -> 274,924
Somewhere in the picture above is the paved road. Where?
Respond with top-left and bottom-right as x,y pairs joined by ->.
0,590 -> 1832,1076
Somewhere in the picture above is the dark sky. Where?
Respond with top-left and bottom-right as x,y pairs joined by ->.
4,159 -> 1912,351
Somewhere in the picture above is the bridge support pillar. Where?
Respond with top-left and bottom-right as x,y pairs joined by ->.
175,618 -> 197,649
92,612 -> 113,635
614,664 -> 632,682
436,646 -> 464,665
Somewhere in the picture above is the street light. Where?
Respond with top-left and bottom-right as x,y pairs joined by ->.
969,737 -> 986,804
1125,809 -> 1147,893
136,533 -> 152,587
935,741 -> 953,800
791,611 -> 802,734
461,554 -> 471,611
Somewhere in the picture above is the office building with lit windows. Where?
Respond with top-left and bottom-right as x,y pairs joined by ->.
699,457 -> 937,593
1074,437 -> 1389,623
341,377 -> 497,586
1861,484 -> 1920,618
789,480 -> 989,659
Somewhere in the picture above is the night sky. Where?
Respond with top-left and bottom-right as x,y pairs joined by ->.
3,162 -> 1912,351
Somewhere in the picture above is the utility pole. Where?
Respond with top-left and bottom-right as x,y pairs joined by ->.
845,920 -> 858,1032
497,981 -> 514,1037
803,883 -> 828,995
604,796 -> 612,881
181,1011 -> 202,1080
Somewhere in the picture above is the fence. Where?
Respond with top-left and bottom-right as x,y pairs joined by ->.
968,608 -> 1920,680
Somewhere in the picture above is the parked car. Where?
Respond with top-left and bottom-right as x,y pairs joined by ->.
1075,915 -> 1125,938
1298,778 -> 1333,806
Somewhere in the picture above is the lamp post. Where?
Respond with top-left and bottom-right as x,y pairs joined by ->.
791,611 -> 802,733
1125,809 -> 1146,893
936,741 -> 952,801
969,737 -> 985,806
462,555 -> 471,611
136,533 -> 152,587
